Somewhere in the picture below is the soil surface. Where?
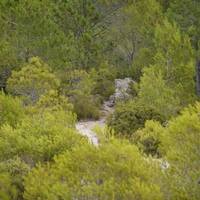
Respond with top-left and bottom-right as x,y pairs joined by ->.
76,101 -> 114,146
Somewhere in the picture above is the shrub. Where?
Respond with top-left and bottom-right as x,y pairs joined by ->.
0,92 -> 25,127
130,120 -> 165,157
66,70 -> 101,120
74,99 -> 101,120
90,65 -> 116,99
0,156 -> 30,199
107,100 -> 166,138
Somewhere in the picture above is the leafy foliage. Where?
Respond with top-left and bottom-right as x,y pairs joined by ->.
23,139 -> 164,200
0,173 -> 18,200
112,0 -> 163,78
107,100 -> 166,137
0,111 -> 84,165
0,0 -> 199,198
160,102 -> 200,199
139,66 -> 180,118
0,91 -> 83,199
90,63 -> 116,99
0,39 -> 18,92
66,69 -> 101,119
0,0 -> 68,67
26,89 -> 73,115
167,0 -> 200,45
0,156 -> 30,199
153,19 -> 196,107
131,120 -> 165,156
7,57 -> 60,105
0,92 -> 25,127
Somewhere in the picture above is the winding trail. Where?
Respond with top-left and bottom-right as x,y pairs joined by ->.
76,101 -> 114,146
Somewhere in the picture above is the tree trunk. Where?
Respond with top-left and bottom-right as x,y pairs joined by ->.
195,42 -> 200,96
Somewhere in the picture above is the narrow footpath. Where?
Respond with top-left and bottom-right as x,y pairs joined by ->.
76,101 -> 114,146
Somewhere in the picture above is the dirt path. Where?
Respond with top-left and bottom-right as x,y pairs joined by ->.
76,101 -> 114,146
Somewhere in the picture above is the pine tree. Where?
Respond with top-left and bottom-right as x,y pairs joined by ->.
153,18 -> 196,107
66,69 -> 101,119
0,39 -> 18,92
0,0 -> 68,68
110,0 -> 164,78
160,102 -> 200,199
139,66 -> 180,117
7,57 -> 60,105
167,0 -> 200,96
23,139 -> 164,200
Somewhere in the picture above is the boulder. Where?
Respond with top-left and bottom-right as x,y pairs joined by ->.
108,78 -> 135,107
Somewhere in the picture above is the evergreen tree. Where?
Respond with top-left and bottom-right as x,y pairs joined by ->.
110,0 -> 164,78
0,39 -> 18,92
52,0 -> 109,70
7,57 -> 60,105
0,0 -> 68,68
160,102 -> 200,199
139,66 -> 180,118
23,139 -> 164,200
0,110 -> 84,165
26,89 -> 73,115
153,19 -> 196,107
66,69 -> 101,119
167,0 -> 200,96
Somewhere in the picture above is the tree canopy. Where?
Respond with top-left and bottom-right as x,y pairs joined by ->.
0,0 -> 199,199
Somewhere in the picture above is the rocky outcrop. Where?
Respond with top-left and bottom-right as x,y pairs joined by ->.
108,78 -> 135,107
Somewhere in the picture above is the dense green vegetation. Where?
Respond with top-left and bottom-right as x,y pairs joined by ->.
0,0 -> 199,199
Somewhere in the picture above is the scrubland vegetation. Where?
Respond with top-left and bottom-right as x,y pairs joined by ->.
0,0 -> 200,199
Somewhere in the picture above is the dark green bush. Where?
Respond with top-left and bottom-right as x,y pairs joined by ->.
74,100 -> 101,120
107,100 -> 166,138
90,66 -> 116,99
130,120 -> 165,157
